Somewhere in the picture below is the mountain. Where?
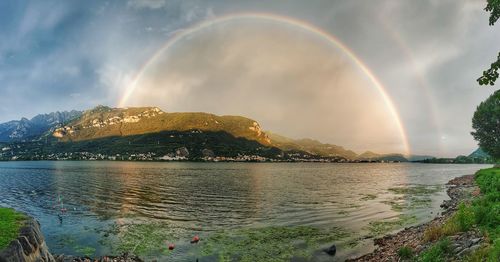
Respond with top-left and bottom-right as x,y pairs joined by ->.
468,148 -> 490,158
419,148 -> 494,164
357,151 -> 408,162
0,111 -> 82,142
407,155 -> 435,162
0,106 -> 423,162
52,106 -> 271,145
266,132 -> 358,159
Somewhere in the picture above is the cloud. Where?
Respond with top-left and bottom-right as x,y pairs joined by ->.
127,0 -> 167,10
128,20 -> 407,153
0,0 -> 498,156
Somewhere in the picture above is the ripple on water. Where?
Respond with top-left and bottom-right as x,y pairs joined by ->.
0,161 -> 489,260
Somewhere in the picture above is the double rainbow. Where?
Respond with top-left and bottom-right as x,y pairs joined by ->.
117,13 -> 411,155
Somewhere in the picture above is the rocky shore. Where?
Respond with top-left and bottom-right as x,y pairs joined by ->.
0,216 -> 55,262
348,174 -> 483,261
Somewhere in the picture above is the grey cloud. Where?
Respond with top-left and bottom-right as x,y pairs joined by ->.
0,0 -> 498,157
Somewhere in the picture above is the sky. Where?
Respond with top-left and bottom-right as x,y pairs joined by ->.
0,0 -> 498,157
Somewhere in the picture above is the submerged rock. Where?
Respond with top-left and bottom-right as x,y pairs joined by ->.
54,253 -> 143,262
323,244 -> 337,256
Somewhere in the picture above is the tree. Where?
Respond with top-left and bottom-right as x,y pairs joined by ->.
477,0 -> 500,86
471,89 -> 500,160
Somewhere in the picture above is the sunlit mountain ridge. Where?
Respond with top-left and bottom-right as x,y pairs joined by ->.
0,105 -> 482,162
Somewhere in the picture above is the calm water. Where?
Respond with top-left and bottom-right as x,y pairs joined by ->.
0,162 -> 490,261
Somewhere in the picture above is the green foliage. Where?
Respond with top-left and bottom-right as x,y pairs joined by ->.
418,238 -> 452,262
266,131 -> 358,159
61,107 -> 271,146
451,203 -> 475,232
478,1 -> 500,85
422,203 -> 475,243
418,168 -> 499,260
0,207 -> 26,249
473,168 -> 500,239
471,90 -> 500,161
397,246 -> 414,260
478,52 -> 500,86
486,0 -> 500,26
2,130 -> 282,160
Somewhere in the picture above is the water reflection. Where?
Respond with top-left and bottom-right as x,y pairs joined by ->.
0,161 -> 489,260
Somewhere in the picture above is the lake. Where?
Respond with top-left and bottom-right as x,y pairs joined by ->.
0,161 -> 490,261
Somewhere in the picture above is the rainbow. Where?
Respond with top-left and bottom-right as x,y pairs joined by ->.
379,19 -> 443,154
117,13 -> 411,155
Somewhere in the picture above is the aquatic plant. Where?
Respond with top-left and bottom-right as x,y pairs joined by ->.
366,214 -> 418,236
383,185 -> 442,212
200,226 -> 351,262
388,185 -> 442,195
360,194 -> 377,201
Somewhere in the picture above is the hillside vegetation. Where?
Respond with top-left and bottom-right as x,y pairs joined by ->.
53,106 -> 271,146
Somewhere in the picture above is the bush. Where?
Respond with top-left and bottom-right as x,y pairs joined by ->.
473,168 -> 500,239
397,246 -> 414,260
423,203 -> 475,242
423,225 -> 444,242
418,238 -> 452,262
454,203 -> 475,232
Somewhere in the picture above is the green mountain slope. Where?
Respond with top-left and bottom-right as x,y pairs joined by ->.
357,151 -> 408,162
53,106 -> 271,145
266,132 -> 358,159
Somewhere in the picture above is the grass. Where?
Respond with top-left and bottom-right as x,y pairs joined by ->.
419,167 -> 500,260
0,207 -> 26,250
398,246 -> 414,260
423,203 -> 476,242
418,238 -> 452,262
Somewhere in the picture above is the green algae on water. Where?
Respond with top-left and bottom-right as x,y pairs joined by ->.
95,221 -> 183,256
388,185 -> 442,195
74,245 -> 96,257
366,214 -> 418,236
382,184 -> 443,212
200,226 -> 351,262
360,194 -> 377,201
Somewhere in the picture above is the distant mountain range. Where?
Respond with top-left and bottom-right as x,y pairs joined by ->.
418,148 -> 494,164
0,105 -> 482,162
0,110 -> 81,142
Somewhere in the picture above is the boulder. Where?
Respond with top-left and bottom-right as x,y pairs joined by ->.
0,216 -> 55,262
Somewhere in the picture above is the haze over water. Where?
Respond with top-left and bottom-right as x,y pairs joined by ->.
0,162 -> 490,261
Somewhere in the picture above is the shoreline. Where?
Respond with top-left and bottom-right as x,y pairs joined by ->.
347,174 -> 483,261
0,171 -> 489,262
51,173 -> 486,262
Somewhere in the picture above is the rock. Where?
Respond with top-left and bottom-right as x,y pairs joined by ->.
470,238 -> 481,245
323,244 -> 336,256
0,216 -> 55,262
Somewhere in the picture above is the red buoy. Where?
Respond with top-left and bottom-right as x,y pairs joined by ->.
191,235 -> 200,244
168,243 -> 175,250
